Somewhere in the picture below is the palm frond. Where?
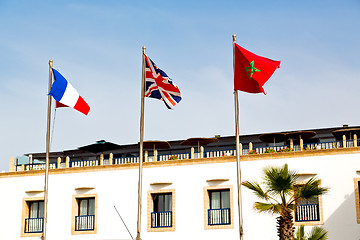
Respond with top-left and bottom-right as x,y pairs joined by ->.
307,226 -> 328,240
294,225 -> 305,240
287,203 -> 296,211
263,164 -> 298,198
253,202 -> 282,215
242,180 -> 270,201
296,177 -> 329,202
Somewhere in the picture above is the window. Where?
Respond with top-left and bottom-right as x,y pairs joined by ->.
72,194 -> 97,235
151,193 -> 172,228
26,200 -> 44,233
293,181 -> 324,226
147,189 -> 175,232
208,189 -> 231,225
21,197 -> 44,237
76,198 -> 95,231
203,185 -> 234,230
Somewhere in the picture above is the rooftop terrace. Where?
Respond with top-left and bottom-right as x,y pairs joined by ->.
10,125 -> 360,172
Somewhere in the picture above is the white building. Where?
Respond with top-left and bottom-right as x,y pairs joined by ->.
1,126 -> 360,240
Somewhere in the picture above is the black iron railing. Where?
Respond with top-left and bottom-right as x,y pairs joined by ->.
208,208 -> 231,225
151,211 -> 172,228
295,204 -> 320,222
75,215 -> 95,231
25,217 -> 43,233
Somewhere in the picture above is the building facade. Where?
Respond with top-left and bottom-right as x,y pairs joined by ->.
1,126 -> 360,239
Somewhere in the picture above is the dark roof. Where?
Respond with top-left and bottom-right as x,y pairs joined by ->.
142,141 -> 171,150
180,137 -> 218,146
259,133 -> 288,143
285,131 -> 316,140
332,128 -> 360,140
78,140 -> 122,153
25,125 -> 359,160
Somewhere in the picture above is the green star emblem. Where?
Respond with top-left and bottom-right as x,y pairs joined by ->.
245,61 -> 261,79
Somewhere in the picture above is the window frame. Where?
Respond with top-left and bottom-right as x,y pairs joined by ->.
204,185 -> 234,230
147,189 -> 175,232
71,194 -> 97,235
208,189 -> 231,226
354,178 -> 360,224
21,197 -> 44,237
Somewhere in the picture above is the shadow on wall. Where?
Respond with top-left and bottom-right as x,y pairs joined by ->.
324,191 -> 360,240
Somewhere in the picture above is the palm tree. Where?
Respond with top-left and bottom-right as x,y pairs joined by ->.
242,164 -> 329,240
294,225 -> 328,240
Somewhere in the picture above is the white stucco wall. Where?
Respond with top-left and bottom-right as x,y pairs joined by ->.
1,151 -> 360,240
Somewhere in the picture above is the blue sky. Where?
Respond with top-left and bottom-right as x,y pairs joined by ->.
0,0 -> 359,171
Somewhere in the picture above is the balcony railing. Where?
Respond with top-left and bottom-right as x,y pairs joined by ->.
295,204 -> 320,222
21,163 -> 57,171
151,211 -> 172,228
255,145 -> 292,154
75,215 -> 95,231
158,153 -> 189,161
15,139 -> 360,172
304,141 -> 342,150
206,150 -> 236,158
71,160 -> 99,168
208,208 -> 231,225
113,156 -> 139,164
24,217 -> 43,233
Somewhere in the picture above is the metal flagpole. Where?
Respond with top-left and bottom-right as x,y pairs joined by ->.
42,59 -> 53,240
233,34 -> 244,240
136,46 -> 146,240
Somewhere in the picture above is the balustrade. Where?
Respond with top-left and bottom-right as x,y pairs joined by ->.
16,138 -> 360,172
71,160 -> 99,168
75,215 -> 95,231
208,208 -> 231,225
295,204 -> 320,222
151,211 -> 172,228
24,218 -> 43,233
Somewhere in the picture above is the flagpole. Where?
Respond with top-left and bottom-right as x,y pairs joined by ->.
233,34 -> 244,240
136,46 -> 146,240
42,59 -> 53,240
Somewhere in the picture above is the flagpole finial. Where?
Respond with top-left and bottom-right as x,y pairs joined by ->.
48,59 -> 53,68
142,46 -> 146,54
232,34 -> 236,43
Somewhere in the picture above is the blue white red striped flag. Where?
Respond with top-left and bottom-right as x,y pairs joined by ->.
49,68 -> 90,115
144,54 -> 181,109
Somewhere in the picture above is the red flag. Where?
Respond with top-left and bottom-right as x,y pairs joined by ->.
234,43 -> 280,94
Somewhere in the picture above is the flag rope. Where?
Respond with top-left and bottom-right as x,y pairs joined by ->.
49,107 -> 57,150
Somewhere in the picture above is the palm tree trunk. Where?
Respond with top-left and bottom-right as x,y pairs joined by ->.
277,210 -> 294,240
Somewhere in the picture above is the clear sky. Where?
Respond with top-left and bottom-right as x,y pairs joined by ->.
1,0 -> 359,171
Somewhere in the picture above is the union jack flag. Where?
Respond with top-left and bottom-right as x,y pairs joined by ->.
144,54 -> 181,109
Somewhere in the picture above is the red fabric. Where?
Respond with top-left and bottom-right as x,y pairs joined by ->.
73,96 -> 90,115
234,43 -> 280,94
55,101 -> 68,108
55,99 -> 90,115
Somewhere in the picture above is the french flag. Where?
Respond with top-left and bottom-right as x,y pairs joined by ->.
49,68 -> 90,115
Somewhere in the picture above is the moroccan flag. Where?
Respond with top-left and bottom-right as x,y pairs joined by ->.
234,43 -> 280,94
